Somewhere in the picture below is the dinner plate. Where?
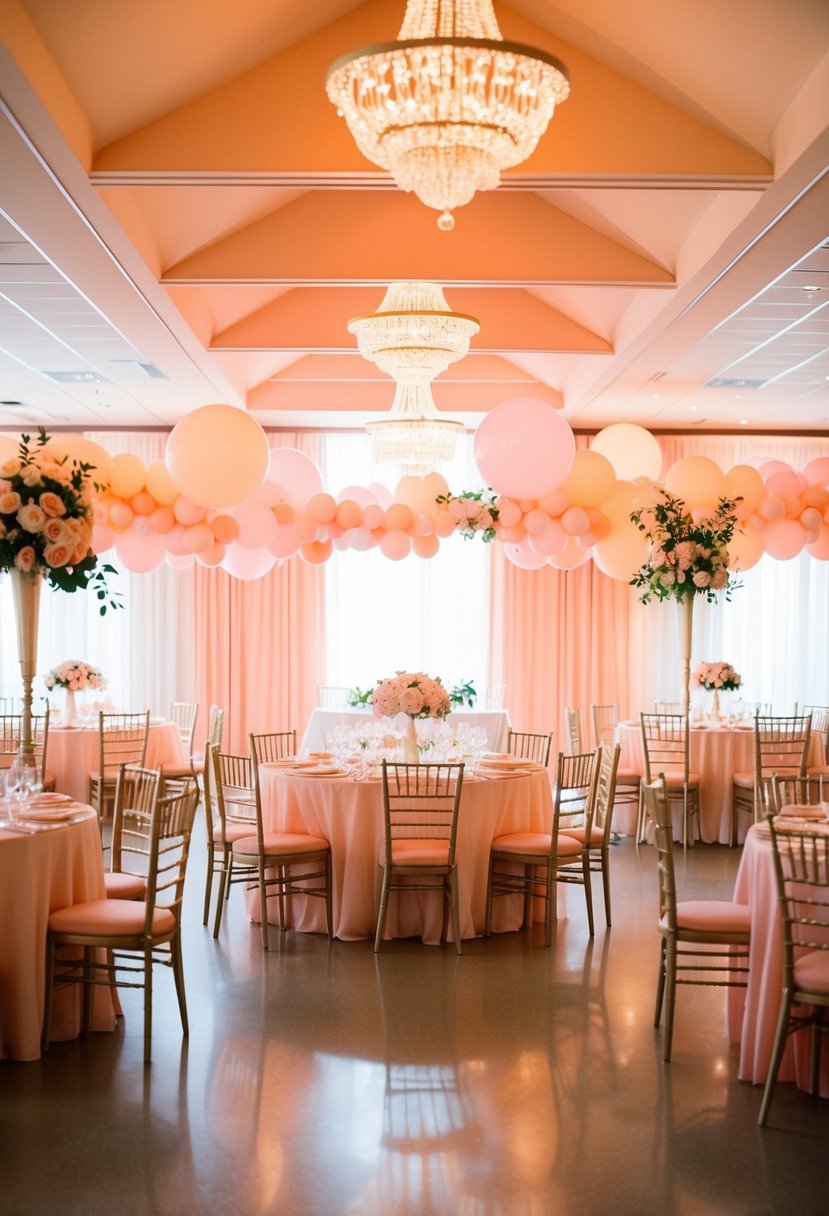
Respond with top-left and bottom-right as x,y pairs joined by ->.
261,758 -> 317,770
291,764 -> 346,777
16,807 -> 83,823
27,792 -> 72,806
479,756 -> 536,770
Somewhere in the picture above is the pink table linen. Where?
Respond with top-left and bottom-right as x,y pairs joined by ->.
248,766 -> 559,943
48,721 -> 187,804
616,722 -> 823,844
0,808 -> 117,1062
728,821 -> 829,1098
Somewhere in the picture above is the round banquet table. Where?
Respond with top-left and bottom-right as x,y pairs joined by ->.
299,707 -> 512,756
248,764 -> 560,944
727,821 -> 829,1098
0,805 -> 118,1061
616,721 -> 824,844
48,720 -> 187,804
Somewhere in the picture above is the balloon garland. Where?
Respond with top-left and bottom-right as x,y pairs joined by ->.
2,407 -> 827,581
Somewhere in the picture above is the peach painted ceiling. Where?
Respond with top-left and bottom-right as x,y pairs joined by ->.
0,0 -> 828,435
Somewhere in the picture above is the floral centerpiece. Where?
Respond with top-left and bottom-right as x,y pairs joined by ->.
371,671 -> 452,761
44,660 -> 106,693
692,661 -> 741,692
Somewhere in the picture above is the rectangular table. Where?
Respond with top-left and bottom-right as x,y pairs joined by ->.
300,707 -> 512,757
248,763 -> 557,943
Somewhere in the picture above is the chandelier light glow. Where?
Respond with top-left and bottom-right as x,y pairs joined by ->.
326,0 -> 570,229
349,281 -> 479,474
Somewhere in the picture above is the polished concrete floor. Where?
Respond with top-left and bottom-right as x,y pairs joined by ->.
2,828 -> 827,1216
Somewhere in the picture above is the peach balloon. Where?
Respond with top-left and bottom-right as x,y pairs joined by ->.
759,495 -> 786,522
724,464 -> 765,516
528,519 -> 566,556
412,533 -> 440,559
335,499 -> 363,530
504,541 -> 548,570
267,524 -> 300,560
412,513 -> 434,536
803,457 -> 829,488
499,523 -> 527,543
523,508 -> 553,537
592,511 -> 649,580
92,500 -> 110,524
728,526 -> 765,572
91,522 -> 115,554
173,497 -> 206,526
806,525 -> 829,560
130,491 -> 156,516
131,515 -> 152,537
299,540 -> 334,565
562,450 -> 617,507
800,506 -> 822,531
380,530 -> 411,560
432,510 -> 456,538
385,503 -> 415,533
497,500 -> 522,528
362,504 -> 385,530
561,506 -> 590,536
690,504 -> 716,525
108,501 -> 134,531
116,529 -> 166,574
265,447 -> 323,508
345,526 -> 375,551
145,459 -> 179,506
222,543 -> 276,580
232,498 -> 278,549
165,524 -> 189,556
765,470 -> 804,501
747,513 -> 766,532
536,488 -> 570,517
763,519 -> 805,560
148,506 -> 175,534
368,481 -> 393,508
474,398 -> 575,499
209,513 -> 240,544
802,485 -> 829,509
182,523 -> 214,554
166,405 -> 270,508
252,478 -> 287,507
548,537 -> 592,570
197,542 -> 226,568
308,493 -> 338,524
273,502 -> 295,525
293,514 -> 320,544
590,424 -> 662,482
108,453 -> 146,499
325,523 -> 345,541
43,434 -> 112,482
165,552 -> 195,570
664,456 -> 725,506
758,460 -> 793,480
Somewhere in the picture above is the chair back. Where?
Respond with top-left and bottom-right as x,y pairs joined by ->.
379,762 -> 464,869
591,704 -> 618,750
767,773 -> 828,816
210,747 -> 258,845
804,705 -> 829,763
170,702 -> 198,758
553,749 -> 601,840
319,686 -> 350,707
594,743 -> 621,845
143,782 -> 200,929
564,708 -> 583,755
250,730 -> 297,764
207,705 -> 225,750
654,701 -> 685,714
97,711 -> 150,776
110,764 -> 162,877
485,684 -> 506,709
0,710 -> 50,785
766,816 -> 829,992
507,729 -> 552,767
641,775 -> 678,930
640,713 -> 690,784
753,715 -> 812,785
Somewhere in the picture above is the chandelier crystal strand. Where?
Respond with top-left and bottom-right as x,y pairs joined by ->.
326,0 -> 570,229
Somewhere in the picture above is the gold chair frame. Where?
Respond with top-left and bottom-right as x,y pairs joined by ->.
506,729 -> 553,767
639,712 -> 699,848
105,763 -> 163,901
88,711 -> 150,824
730,714 -> 812,847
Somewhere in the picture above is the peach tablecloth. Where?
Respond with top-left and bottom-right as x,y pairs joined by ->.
0,808 -> 117,1062
616,722 -> 823,844
299,708 -> 512,755
728,821 -> 829,1098
248,766 -> 557,943
48,721 -> 186,803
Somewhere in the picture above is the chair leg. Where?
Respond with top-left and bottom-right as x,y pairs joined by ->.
42,939 -> 56,1053
259,860 -> 270,951
374,868 -> 391,953
82,945 -> 94,1035
171,934 -> 189,1039
758,989 -> 795,1126
277,863 -> 287,932
484,859 -> 494,937
654,938 -> 666,1028
212,860 -> 229,939
449,868 -> 462,956
810,1009 -> 823,1097
143,945 -> 153,1066
202,840 -> 215,926
600,847 -> 612,927
544,866 -> 557,948
662,938 -> 677,1062
324,853 -> 333,940
582,853 -> 595,937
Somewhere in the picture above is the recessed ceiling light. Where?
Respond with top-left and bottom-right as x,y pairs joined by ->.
803,284 -> 820,292
739,418 -> 748,426
689,405 -> 697,412
652,393 -> 661,399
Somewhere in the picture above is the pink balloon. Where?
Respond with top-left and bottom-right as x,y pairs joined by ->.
149,506 -> 175,534
800,506 -> 822,530
197,542 -> 226,567
231,498 -> 278,549
765,470 -> 803,500
115,529 -> 167,574
265,448 -> 323,508
759,495 -> 786,521
549,537 -> 592,570
173,497 -> 206,526
109,501 -> 134,531
411,513 -> 434,536
368,482 -> 392,508
803,457 -> 829,488
504,541 -> 549,570
293,514 -> 319,544
758,460 -> 793,480
325,522 -> 345,540
130,491 -> 156,517
165,524 -> 189,556
344,526 -> 375,551
523,508 -> 552,536
182,523 -> 214,554
307,493 -> 338,524
560,506 -> 590,536
92,522 -> 115,554
222,543 -> 276,580
380,530 -> 411,560
728,526 -> 765,572
412,533 -> 440,558
267,524 -> 300,560
806,525 -> 829,560
497,500 -> 522,528
537,488 -> 571,517
165,552 -> 195,570
336,485 -> 375,507
209,513 -> 240,544
474,399 -> 576,499
433,510 -> 456,538
763,519 -> 805,560
299,540 -> 334,565
131,516 -> 152,537
385,503 -> 415,532
335,500 -> 363,529
528,519 -> 566,556
363,504 -> 385,530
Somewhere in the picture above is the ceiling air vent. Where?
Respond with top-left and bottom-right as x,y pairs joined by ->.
45,371 -> 110,384
109,360 -> 168,380
704,377 -> 766,389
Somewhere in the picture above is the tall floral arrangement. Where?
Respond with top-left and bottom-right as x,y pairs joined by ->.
44,660 -> 106,693
371,671 -> 452,720
0,429 -> 118,611
629,490 -> 740,604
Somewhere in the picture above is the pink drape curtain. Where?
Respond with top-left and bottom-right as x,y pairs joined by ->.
190,433 -> 323,754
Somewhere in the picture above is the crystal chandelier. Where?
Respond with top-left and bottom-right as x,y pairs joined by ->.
326,0 -> 570,230
349,281 -> 479,475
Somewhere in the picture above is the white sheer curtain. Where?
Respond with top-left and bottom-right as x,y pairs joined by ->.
319,432 -> 491,691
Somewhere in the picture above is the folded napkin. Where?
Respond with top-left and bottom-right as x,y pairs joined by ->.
291,764 -> 345,777
261,758 -> 317,770
27,792 -> 72,806
778,803 -> 829,820
16,807 -> 81,823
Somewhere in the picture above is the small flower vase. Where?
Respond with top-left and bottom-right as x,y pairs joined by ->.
709,688 -> 720,722
402,715 -> 419,763
64,687 -> 77,727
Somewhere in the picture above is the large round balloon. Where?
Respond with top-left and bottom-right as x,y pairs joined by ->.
166,405 -> 270,508
115,529 -> 167,574
222,542 -> 276,580
264,448 -> 324,508
474,399 -> 575,499
664,456 -> 725,506
231,498 -> 278,549
562,450 -> 617,507
590,424 -> 662,482
108,453 -> 146,499
728,526 -> 764,572
42,434 -> 112,483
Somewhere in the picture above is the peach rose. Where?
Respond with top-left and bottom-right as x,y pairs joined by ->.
39,491 -> 66,518
17,502 -> 46,532
71,540 -> 90,564
43,542 -> 71,567
0,457 -> 22,477
43,517 -> 68,543
0,490 -> 22,513
21,465 -> 42,488
14,546 -> 36,572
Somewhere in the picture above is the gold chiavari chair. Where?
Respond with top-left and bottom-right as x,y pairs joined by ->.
563,707 -> 583,755
248,730 -> 297,763
591,703 -> 640,818
730,714 -> 812,847
565,743 -> 621,927
88,711 -> 150,824
104,764 -> 163,900
639,712 -> 700,848
506,729 -> 553,767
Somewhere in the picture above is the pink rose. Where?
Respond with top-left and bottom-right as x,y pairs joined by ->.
692,571 -> 710,587
71,540 -> 90,564
14,545 -> 36,572
0,490 -> 22,513
43,518 -> 68,543
39,491 -> 66,518
17,502 -> 46,532
43,542 -> 71,567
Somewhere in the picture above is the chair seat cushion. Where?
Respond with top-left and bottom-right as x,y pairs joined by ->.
48,899 -> 175,937
103,871 -> 146,900
665,900 -> 751,934
793,949 -> 829,997
492,831 -> 582,858
567,824 -> 604,846
659,771 -> 700,788
388,839 -> 451,865
160,762 -> 197,779
209,820 -> 256,844
732,771 -> 754,787
234,832 -> 329,857
616,768 -> 641,783
807,765 -> 829,776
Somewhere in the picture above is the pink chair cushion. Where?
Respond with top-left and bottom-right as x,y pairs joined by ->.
665,900 -> 751,934
103,871 -> 146,900
807,765 -> 829,776
234,832 -> 329,857
492,831 -> 582,858
616,768 -> 641,783
208,820 -> 255,845
388,839 -> 451,865
48,899 -> 175,937
793,949 -> 829,997
567,824 -> 604,845
660,771 -> 701,788
732,771 -> 754,787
